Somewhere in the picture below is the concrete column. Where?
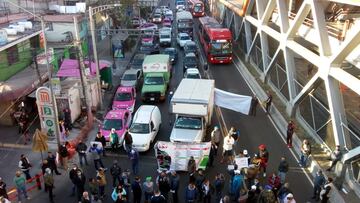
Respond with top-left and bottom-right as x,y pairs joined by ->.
324,76 -> 347,148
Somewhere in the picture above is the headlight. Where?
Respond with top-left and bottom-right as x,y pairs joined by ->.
171,59 -> 174,61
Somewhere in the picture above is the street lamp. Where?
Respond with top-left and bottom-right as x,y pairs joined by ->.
4,0 -> 62,147
89,4 -> 122,109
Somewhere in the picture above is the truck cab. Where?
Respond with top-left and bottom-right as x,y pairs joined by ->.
169,79 -> 215,143
141,55 -> 171,102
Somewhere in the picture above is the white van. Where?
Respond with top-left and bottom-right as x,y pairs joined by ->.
128,105 -> 162,151
159,28 -> 172,47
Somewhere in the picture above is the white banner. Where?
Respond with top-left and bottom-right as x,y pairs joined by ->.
214,88 -> 252,115
155,141 -> 211,171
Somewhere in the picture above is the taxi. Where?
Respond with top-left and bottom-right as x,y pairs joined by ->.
112,86 -> 136,113
100,110 -> 132,147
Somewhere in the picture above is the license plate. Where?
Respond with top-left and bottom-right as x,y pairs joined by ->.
150,98 -> 155,101
220,61 -> 223,63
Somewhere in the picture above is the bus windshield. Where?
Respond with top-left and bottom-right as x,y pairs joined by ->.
178,22 -> 192,28
210,41 -> 232,55
194,4 -> 203,12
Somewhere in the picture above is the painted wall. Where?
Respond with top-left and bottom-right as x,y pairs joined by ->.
0,40 -> 32,81
45,20 -> 88,42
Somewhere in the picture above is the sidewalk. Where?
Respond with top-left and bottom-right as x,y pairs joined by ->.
231,46 -> 353,202
0,37 -> 139,201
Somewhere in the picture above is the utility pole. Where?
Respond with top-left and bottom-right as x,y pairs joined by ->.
32,48 -> 42,86
74,16 -> 92,123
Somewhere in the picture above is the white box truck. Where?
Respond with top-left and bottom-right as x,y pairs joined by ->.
169,79 -> 215,143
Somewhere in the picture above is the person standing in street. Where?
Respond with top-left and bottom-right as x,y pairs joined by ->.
129,148 -> 139,175
110,160 -> 122,187
88,178 -> 99,202
47,151 -> 61,175
44,168 -> 55,203
299,139 -> 311,167
81,191 -> 91,203
69,164 -> 82,196
207,142 -> 217,167
74,169 -> 86,202
286,120 -> 295,148
124,131 -> 133,153
210,126 -> 221,155
187,156 -> 196,182
121,169 -> 131,202
156,171 -> 170,200
320,177 -> 333,203
327,145 -> 342,171
195,169 -> 206,202
214,173 -> 225,203
264,91 -> 272,113
143,177 -> 154,203
59,142 -> 70,170
249,95 -> 259,116
18,154 -> 32,180
283,193 -> 296,203
109,128 -> 119,151
96,168 -> 107,199
277,182 -> 292,203
185,182 -> 198,203
312,170 -> 326,201
14,170 -> 30,202
257,144 -> 269,177
278,157 -> 289,184
0,177 -> 8,199
267,173 -> 281,195
170,171 -> 180,203
222,133 -> 235,164
150,189 -> 166,203
95,132 -> 106,156
131,176 -> 142,203
202,178 -> 213,203
76,140 -> 89,167
89,143 -> 105,170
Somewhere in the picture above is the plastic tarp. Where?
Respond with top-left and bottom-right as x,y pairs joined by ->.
56,59 -> 110,77
214,88 -> 252,115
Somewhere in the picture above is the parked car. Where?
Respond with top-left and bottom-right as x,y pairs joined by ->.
161,48 -> 177,64
137,23 -> 158,31
128,105 -> 162,152
129,53 -> 145,69
100,110 -> 132,147
176,32 -> 192,48
152,13 -> 163,24
184,68 -> 201,79
139,44 -> 160,55
121,69 -> 142,89
112,86 -> 136,113
184,41 -> 197,56
183,52 -> 198,72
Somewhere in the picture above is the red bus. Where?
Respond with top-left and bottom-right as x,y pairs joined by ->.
198,16 -> 232,64
187,0 -> 205,17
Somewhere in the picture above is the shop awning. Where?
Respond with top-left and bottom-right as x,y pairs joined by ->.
56,59 -> 111,78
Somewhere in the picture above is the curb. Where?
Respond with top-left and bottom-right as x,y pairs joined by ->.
233,55 -> 346,203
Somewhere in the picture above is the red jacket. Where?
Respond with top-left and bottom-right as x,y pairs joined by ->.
268,175 -> 281,189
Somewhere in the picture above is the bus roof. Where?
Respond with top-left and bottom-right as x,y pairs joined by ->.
176,10 -> 193,20
198,16 -> 222,28
207,28 -> 232,40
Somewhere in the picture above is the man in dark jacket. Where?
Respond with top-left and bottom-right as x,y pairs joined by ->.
131,176 -> 142,203
170,171 -> 180,203
277,157 -> 289,184
124,131 -> 133,153
18,154 -> 32,180
47,151 -> 61,175
185,182 -> 197,203
327,145 -> 342,172
110,160 -> 122,187
73,169 -> 86,202
94,132 -> 106,156
195,169 -> 205,201
69,164 -> 82,196
312,170 -> 326,201
0,177 -> 8,199
214,173 -> 224,203
157,171 -> 170,200
76,140 -> 88,166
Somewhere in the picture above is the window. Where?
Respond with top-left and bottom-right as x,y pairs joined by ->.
47,22 -> 53,31
30,36 -> 40,48
6,45 -> 19,65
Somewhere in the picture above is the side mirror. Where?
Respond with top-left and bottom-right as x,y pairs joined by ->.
152,128 -> 156,132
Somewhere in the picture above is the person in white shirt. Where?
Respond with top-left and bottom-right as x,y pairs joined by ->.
221,133 -> 235,164
283,193 -> 296,203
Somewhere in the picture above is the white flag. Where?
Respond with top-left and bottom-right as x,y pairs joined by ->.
214,88 -> 252,115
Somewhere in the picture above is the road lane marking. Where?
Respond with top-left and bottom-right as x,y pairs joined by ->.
232,54 -> 314,186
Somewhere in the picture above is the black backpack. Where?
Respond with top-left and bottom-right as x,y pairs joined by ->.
60,146 -> 69,157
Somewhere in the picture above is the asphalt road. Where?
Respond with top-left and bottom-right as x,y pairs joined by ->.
11,1 -> 317,203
